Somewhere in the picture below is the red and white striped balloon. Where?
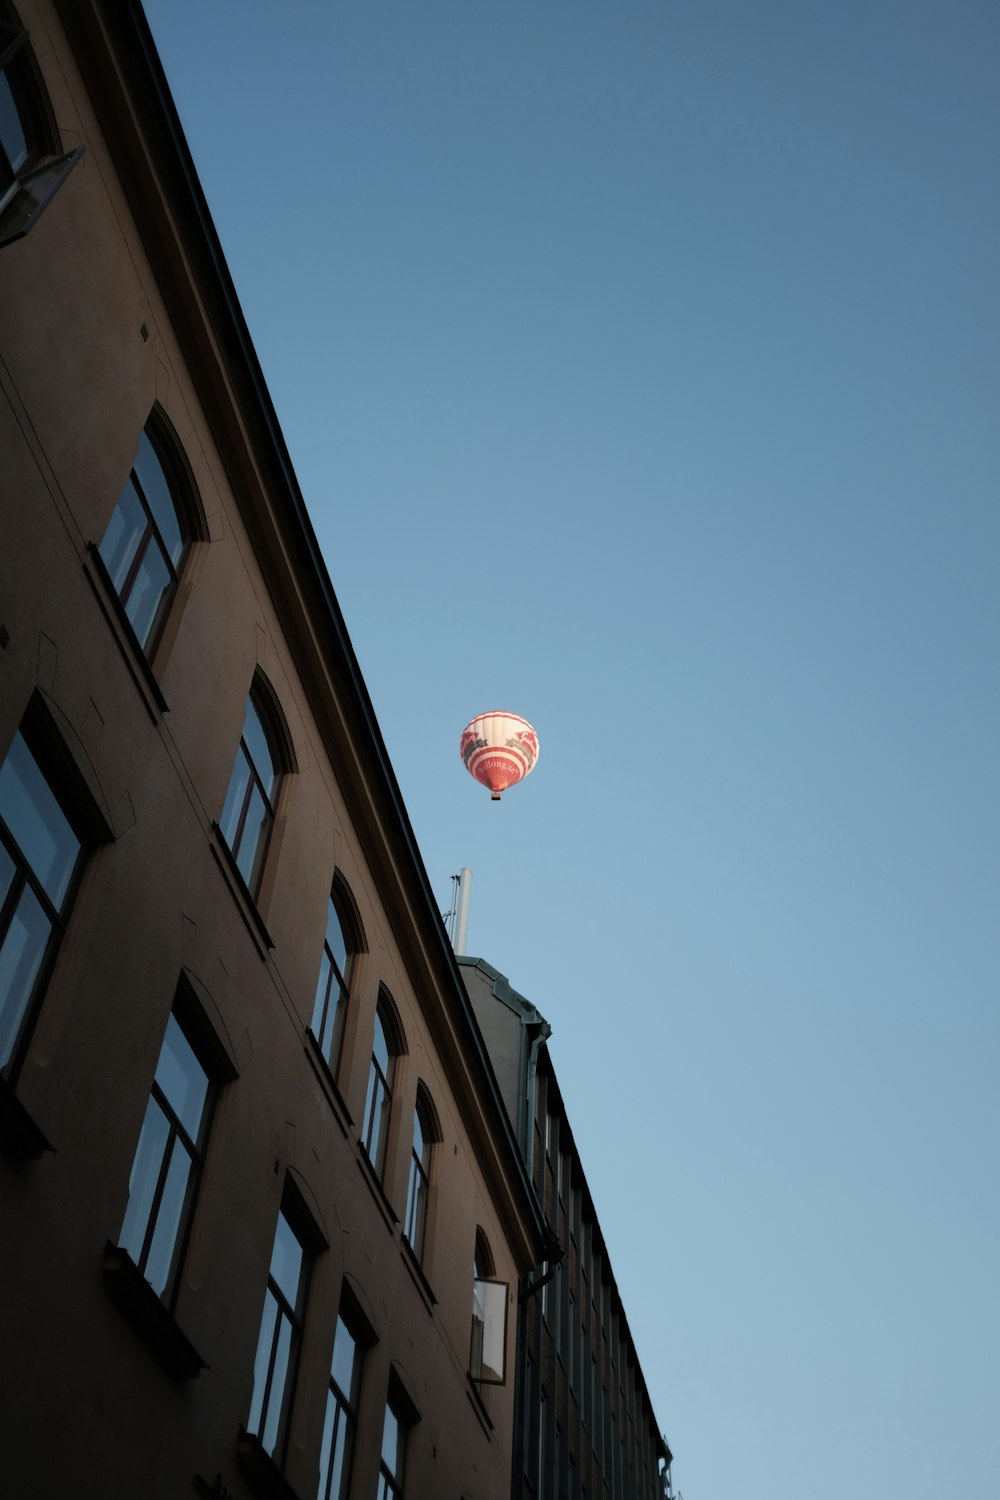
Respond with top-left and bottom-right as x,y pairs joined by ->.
459,711 -> 540,801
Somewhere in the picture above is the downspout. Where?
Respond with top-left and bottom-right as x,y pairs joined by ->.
520,1015 -> 552,1170
511,1012 -> 555,1500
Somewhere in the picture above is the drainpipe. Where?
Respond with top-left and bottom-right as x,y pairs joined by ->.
520,1014 -> 552,1170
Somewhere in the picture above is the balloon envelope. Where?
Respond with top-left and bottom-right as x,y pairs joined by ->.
460,711 -> 539,800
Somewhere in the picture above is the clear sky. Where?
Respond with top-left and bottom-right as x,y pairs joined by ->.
142,3 -> 1000,1496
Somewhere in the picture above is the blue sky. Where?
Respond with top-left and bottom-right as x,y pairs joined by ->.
143,3 -> 1000,1496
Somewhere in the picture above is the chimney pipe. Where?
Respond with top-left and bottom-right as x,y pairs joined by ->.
454,867 -> 472,955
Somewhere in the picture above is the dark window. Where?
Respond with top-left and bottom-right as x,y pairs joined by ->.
0,10 -> 83,246
317,1303 -> 365,1500
376,1389 -> 407,1500
403,1089 -> 434,1260
0,728 -> 83,1074
247,1204 -> 310,1462
361,1000 -> 397,1179
98,419 -> 190,653
118,1010 -> 214,1304
311,889 -> 353,1073
220,683 -> 283,897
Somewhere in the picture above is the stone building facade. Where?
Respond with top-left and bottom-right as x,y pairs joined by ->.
0,4 -> 548,1498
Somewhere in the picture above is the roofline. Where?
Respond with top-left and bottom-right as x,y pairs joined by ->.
55,0 -> 547,1262
457,954 -> 673,1465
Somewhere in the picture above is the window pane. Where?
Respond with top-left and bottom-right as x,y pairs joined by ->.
324,989 -> 346,1072
325,899 -> 348,978
154,1013 -> 209,1142
331,1316 -> 358,1403
123,539 -> 170,650
243,696 -> 278,802
235,783 -> 268,890
362,1066 -> 377,1152
261,1311 -> 293,1456
0,839 -> 16,913
99,479 -> 147,593
470,1315 -> 484,1381
311,947 -> 333,1039
372,1013 -> 389,1072
477,1279 -> 508,1383
0,733 -> 80,909
133,428 -> 184,565
380,1403 -> 400,1478
269,1210 -> 304,1310
364,1069 -> 387,1174
119,1095 -> 170,1264
330,1410 -> 350,1500
0,883 -> 50,1069
406,1163 -> 427,1255
474,1233 -> 493,1281
317,1390 -> 336,1500
0,69 -> 28,172
248,1290 -> 279,1439
142,1137 -> 194,1297
219,744 -> 251,850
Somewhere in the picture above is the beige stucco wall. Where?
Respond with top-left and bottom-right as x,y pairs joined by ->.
0,5 -> 524,1497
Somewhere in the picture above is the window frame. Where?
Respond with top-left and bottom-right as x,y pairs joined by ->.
116,1002 -> 217,1310
0,14 -> 84,247
0,719 -> 87,1083
317,1294 -> 370,1500
361,994 -> 402,1182
96,414 -> 196,659
310,885 -> 355,1076
470,1229 -> 509,1387
403,1084 -> 438,1265
246,1199 -> 312,1466
403,1101 -> 431,1259
219,677 -> 290,902
376,1385 -> 409,1500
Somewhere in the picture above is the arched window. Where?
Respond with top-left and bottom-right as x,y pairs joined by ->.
318,1284 -> 375,1500
219,677 -> 289,898
404,1085 -> 439,1262
470,1228 -> 508,1386
474,1227 -> 494,1282
311,884 -> 357,1075
0,4 -> 84,247
98,412 -> 196,654
377,1378 -> 413,1500
246,1188 -> 317,1465
361,994 -> 402,1180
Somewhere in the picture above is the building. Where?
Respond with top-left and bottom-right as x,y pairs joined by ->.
0,4 -> 551,1498
460,958 -> 675,1500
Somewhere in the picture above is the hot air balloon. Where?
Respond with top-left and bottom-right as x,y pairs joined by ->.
460,711 -> 539,801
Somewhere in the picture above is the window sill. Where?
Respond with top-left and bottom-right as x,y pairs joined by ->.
466,1375 -> 495,1438
236,1429 -> 303,1500
102,1242 -> 207,1381
210,824 -> 274,959
0,1074 -> 54,1164
83,545 -> 168,723
303,1030 -> 352,1137
400,1236 -> 437,1314
355,1146 -> 399,1234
